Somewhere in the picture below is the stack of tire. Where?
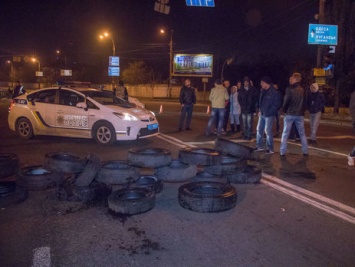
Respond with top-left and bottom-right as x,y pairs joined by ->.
0,153 -> 27,208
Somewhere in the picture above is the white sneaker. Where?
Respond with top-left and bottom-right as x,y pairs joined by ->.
348,155 -> 354,166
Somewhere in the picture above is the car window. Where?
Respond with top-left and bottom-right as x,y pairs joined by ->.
59,90 -> 84,106
31,89 -> 56,104
86,99 -> 99,109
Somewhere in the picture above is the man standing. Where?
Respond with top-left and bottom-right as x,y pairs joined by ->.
255,76 -> 281,154
280,72 -> 309,159
222,79 -> 232,133
238,77 -> 259,140
205,79 -> 229,137
178,78 -> 196,131
11,81 -> 25,99
114,80 -> 128,101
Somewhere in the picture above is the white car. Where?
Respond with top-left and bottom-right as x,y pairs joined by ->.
8,86 -> 159,145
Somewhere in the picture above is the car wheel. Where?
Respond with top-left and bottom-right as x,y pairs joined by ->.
214,138 -> 254,159
96,160 -> 140,185
203,154 -> 247,175
44,152 -> 86,173
178,148 -> 222,166
16,118 -> 33,139
178,181 -> 237,213
131,175 -> 163,194
128,148 -> 172,168
108,188 -> 155,215
0,181 -> 28,208
225,165 -> 262,184
93,121 -> 116,145
0,153 -> 19,179
75,154 -> 101,187
154,160 -> 197,183
16,165 -> 62,191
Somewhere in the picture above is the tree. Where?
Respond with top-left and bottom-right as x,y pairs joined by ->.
122,61 -> 153,85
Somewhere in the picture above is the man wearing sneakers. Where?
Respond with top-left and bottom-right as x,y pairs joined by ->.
254,76 -> 281,154
280,72 -> 309,159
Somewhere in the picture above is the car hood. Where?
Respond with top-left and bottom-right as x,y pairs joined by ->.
107,105 -> 155,120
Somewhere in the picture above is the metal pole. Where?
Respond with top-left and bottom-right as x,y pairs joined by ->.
317,0 -> 326,67
169,29 -> 174,98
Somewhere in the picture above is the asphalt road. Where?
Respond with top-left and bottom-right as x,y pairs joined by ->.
0,98 -> 354,267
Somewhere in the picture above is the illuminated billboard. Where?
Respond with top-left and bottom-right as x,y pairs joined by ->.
173,54 -> 213,77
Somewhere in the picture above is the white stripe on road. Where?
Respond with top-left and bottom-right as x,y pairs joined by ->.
32,246 -> 51,267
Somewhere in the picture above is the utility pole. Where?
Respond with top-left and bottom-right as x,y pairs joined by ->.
317,0 -> 326,67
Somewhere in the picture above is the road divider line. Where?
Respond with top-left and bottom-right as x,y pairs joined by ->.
263,173 -> 355,216
157,133 -> 196,148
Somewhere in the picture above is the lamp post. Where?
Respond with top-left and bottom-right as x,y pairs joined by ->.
160,28 -> 174,98
56,50 -> 67,69
31,57 -> 41,89
99,32 -> 116,56
6,60 -> 14,86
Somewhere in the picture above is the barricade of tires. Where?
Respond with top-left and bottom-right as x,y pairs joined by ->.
0,140 -> 261,214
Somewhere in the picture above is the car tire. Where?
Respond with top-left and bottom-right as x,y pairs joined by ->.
16,165 -> 62,191
96,160 -> 140,185
16,118 -> 33,139
214,138 -> 254,159
178,182 -> 237,213
128,148 -> 172,168
178,148 -> 222,166
93,121 -> 116,145
75,154 -> 101,187
131,175 -> 163,194
154,160 -> 197,183
108,188 -> 155,215
225,165 -> 262,184
0,181 -> 28,208
44,152 -> 86,173
0,153 -> 19,179
203,154 -> 247,175
191,172 -> 229,184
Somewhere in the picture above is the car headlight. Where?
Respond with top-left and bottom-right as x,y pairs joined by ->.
113,112 -> 139,121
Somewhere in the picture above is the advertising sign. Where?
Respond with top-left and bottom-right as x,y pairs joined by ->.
173,54 -> 213,77
35,71 -> 43,77
186,0 -> 215,7
60,69 -> 72,76
308,24 -> 338,45
108,67 -> 120,77
109,56 -> 120,66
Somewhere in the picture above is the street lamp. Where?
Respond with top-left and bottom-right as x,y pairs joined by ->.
6,60 -> 14,86
99,32 -> 116,56
31,57 -> 41,89
56,50 -> 67,69
160,28 -> 174,97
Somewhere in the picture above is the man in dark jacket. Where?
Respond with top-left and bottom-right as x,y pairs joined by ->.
238,76 -> 259,140
11,81 -> 25,98
254,76 -> 281,154
178,78 -> 196,131
280,72 -> 309,158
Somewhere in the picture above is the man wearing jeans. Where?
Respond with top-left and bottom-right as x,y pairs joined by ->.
205,79 -> 229,137
255,76 -> 281,154
178,78 -> 196,131
280,72 -> 309,159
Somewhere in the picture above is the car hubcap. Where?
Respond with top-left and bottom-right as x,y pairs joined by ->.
97,127 -> 111,143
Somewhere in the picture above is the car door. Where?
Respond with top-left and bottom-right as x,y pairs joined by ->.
56,89 -> 90,133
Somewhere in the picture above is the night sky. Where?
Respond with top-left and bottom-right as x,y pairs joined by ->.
0,0 -> 319,77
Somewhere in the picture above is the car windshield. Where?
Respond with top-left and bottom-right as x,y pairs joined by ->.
83,90 -> 135,108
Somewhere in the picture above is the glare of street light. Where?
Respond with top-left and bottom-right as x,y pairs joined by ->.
99,32 -> 116,56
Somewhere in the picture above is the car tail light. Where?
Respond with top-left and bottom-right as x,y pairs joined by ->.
8,100 -> 15,111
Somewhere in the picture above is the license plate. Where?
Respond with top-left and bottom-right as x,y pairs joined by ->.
148,123 -> 158,130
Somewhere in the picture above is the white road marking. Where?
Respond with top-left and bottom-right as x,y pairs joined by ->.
32,246 -> 51,267
157,134 -> 355,224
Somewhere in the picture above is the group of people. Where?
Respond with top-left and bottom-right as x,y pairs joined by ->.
178,72 -> 327,158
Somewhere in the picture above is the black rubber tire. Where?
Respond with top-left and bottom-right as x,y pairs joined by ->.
93,121 -> 116,145
128,148 -> 172,168
44,152 -> 86,173
178,148 -> 222,166
154,160 -> 197,183
75,154 -> 101,187
131,175 -> 163,194
16,117 -> 33,139
96,160 -> 139,185
0,182 -> 28,208
16,165 -> 62,191
214,138 -> 254,159
108,188 -> 155,215
178,182 -> 237,213
0,153 -> 19,179
225,165 -> 262,184
203,154 -> 247,175
191,172 -> 229,184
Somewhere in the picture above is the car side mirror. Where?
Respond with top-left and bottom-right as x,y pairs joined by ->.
76,102 -> 88,111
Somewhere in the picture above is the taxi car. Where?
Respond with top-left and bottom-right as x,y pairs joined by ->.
8,86 -> 159,145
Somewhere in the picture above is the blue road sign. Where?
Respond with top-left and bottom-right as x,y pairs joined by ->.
186,0 -> 215,7
308,24 -> 338,45
108,67 -> 120,77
